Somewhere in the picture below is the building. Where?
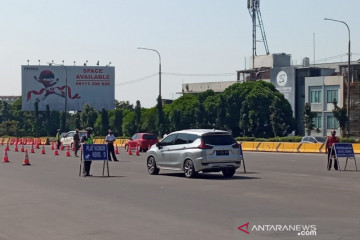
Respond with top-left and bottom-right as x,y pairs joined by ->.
182,53 -> 360,137
0,96 -> 21,104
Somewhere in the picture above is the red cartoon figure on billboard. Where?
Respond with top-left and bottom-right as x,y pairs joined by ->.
27,69 -> 80,102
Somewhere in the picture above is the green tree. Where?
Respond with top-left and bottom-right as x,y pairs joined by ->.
303,103 -> 317,136
332,99 -> 348,137
122,111 -> 136,137
109,109 -> 123,137
80,104 -> 98,129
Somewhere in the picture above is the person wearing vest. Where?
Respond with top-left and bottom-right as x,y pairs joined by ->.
81,127 -> 94,176
325,130 -> 339,170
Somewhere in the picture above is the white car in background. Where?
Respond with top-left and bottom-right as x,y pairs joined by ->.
60,130 -> 87,147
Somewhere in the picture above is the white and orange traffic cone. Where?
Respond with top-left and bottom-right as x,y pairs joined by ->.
20,144 -> 25,152
22,150 -> 31,166
5,143 -> 9,151
54,147 -> 59,156
51,142 -> 55,150
3,149 -> 9,163
115,144 -> 119,154
65,145 -> 71,157
30,144 -> 35,153
41,144 -> 46,154
14,143 -> 19,152
60,143 -> 64,150
35,142 -> 40,149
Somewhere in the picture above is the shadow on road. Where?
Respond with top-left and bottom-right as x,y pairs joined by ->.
158,172 -> 261,180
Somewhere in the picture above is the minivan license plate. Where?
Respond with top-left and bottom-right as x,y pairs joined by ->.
216,150 -> 229,156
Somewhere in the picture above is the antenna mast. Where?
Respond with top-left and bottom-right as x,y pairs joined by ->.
248,0 -> 270,68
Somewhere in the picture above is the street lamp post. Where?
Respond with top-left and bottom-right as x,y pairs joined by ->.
324,18 -> 351,137
137,47 -> 162,98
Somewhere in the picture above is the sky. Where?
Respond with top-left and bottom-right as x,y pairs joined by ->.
1,0 -> 359,108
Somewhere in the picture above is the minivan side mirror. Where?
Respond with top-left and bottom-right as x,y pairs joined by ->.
156,142 -> 163,149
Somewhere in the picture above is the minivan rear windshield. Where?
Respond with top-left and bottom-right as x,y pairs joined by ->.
202,134 -> 236,145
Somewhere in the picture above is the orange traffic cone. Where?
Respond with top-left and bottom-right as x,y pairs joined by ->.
20,144 -> 25,152
65,145 -> 71,157
23,150 -> 31,166
60,143 -> 64,150
5,143 -> 9,151
41,144 -> 46,154
3,149 -> 9,163
36,142 -> 40,149
115,145 -> 119,154
30,144 -> 35,153
135,143 -> 140,156
54,148 -> 59,155
51,142 -> 55,150
14,143 -> 19,152
128,144 -> 132,155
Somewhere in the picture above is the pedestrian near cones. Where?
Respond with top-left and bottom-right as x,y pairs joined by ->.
73,129 -> 80,157
23,150 -> 31,166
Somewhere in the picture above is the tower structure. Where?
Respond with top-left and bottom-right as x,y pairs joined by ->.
248,0 -> 270,68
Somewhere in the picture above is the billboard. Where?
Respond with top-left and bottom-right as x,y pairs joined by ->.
270,67 -> 296,117
22,65 -> 115,111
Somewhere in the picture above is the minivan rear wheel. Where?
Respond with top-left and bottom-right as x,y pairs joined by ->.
147,156 -> 159,175
184,159 -> 197,178
222,168 -> 236,178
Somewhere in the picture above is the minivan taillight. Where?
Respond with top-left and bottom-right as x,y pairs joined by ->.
198,139 -> 213,149
232,142 -> 240,148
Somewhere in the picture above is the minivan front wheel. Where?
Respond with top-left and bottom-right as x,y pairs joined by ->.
147,156 -> 159,175
184,159 -> 197,178
222,168 -> 236,178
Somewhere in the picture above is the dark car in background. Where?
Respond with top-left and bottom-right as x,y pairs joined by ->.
125,133 -> 159,152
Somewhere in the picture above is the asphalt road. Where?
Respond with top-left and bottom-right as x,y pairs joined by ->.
0,144 -> 359,240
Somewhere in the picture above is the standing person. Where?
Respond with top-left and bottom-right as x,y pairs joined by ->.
105,129 -> 118,161
56,129 -> 61,150
325,130 -> 339,170
73,129 -> 80,157
81,127 -> 94,176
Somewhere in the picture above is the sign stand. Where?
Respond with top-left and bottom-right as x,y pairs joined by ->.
79,144 -> 110,177
330,143 -> 358,171
239,143 -> 246,173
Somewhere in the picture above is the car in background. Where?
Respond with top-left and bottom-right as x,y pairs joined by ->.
125,133 -> 159,152
60,130 -> 87,147
300,136 -> 326,143
146,129 -> 242,178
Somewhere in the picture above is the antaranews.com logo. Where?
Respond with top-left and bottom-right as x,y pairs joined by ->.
238,222 -> 317,237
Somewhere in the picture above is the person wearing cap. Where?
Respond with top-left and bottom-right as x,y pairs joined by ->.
81,127 -> 94,176
56,129 -> 61,150
325,130 -> 339,170
105,129 -> 118,161
73,129 -> 80,157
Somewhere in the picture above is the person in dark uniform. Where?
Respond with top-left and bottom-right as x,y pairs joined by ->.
73,129 -> 80,157
105,129 -> 118,161
81,127 -> 93,176
325,129 -> 339,170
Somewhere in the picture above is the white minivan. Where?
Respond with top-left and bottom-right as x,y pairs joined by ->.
146,129 -> 242,178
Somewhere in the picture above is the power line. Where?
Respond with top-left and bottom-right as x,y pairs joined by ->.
115,73 -> 158,86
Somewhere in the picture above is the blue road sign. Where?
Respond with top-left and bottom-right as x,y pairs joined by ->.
82,144 -> 108,161
333,143 -> 354,158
